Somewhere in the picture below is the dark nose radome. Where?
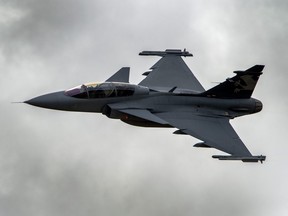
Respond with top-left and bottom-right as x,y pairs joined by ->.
25,91 -> 64,110
255,99 -> 263,113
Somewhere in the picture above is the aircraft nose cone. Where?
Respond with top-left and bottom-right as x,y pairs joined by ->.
25,91 -> 65,110
255,99 -> 263,113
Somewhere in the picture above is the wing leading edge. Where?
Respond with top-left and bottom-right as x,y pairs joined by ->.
139,49 -> 205,92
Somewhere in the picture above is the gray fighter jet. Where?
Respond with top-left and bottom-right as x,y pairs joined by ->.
25,49 -> 266,163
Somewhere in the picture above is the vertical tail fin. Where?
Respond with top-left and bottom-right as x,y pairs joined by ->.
202,65 -> 264,99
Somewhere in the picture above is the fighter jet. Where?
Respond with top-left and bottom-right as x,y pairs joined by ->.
25,49 -> 266,163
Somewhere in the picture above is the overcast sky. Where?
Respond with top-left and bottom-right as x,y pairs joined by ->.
1,0 -> 288,215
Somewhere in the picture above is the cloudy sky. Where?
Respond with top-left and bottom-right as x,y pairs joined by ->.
0,0 -> 288,215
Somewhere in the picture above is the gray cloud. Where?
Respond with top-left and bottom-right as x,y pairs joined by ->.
1,0 -> 288,216
0,0 -> 96,57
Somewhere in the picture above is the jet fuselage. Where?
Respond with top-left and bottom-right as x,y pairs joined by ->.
25,83 -> 262,127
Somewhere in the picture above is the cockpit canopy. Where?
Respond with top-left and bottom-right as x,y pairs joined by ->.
65,82 -> 149,99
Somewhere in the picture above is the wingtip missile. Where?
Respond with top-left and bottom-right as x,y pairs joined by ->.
212,155 -> 266,163
139,49 -> 193,57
